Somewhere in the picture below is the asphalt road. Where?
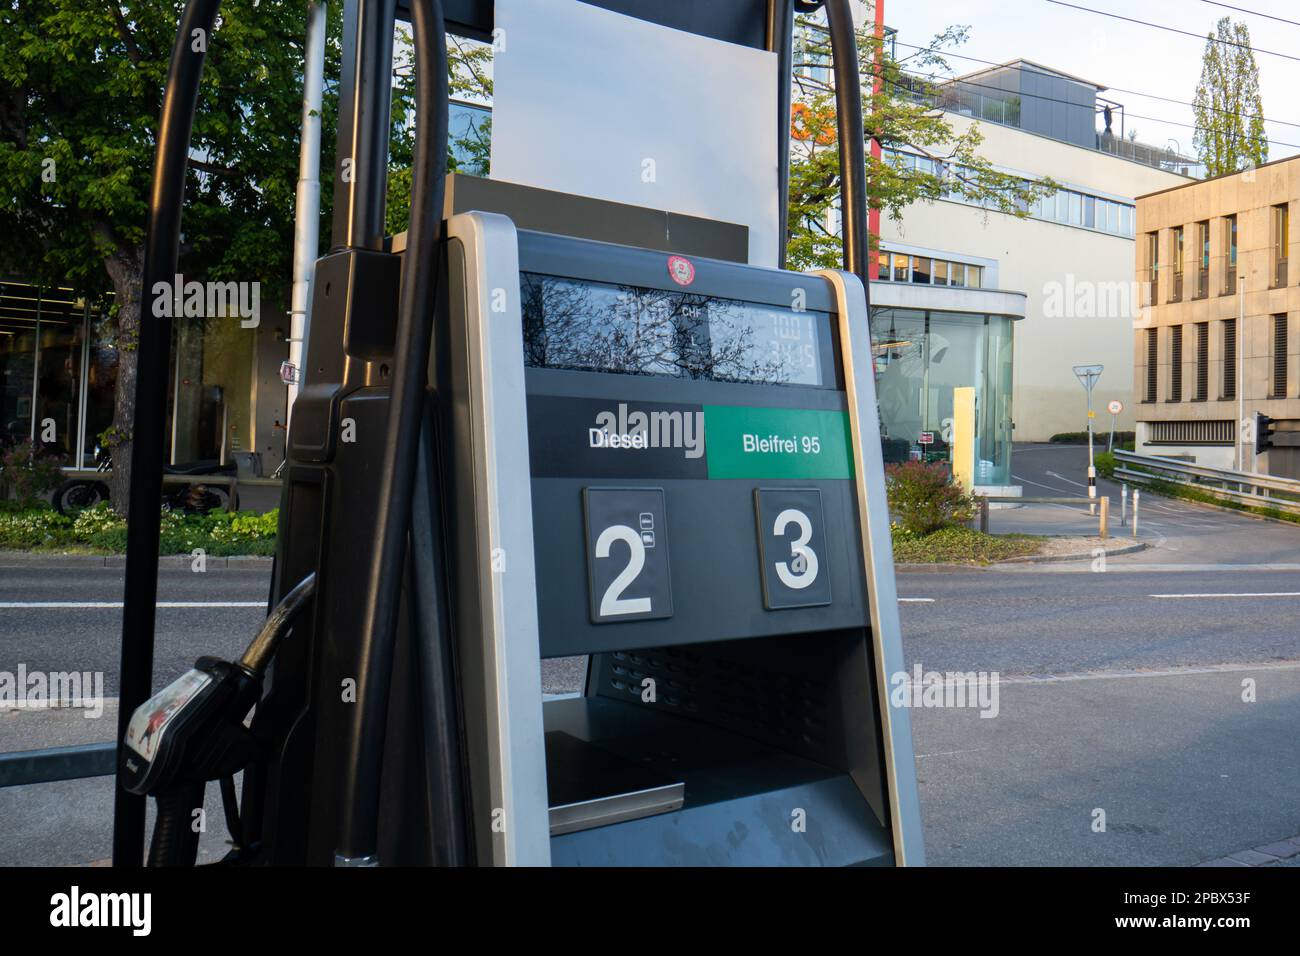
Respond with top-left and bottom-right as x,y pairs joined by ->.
1005,441 -> 1300,567
2,447 -> 1297,866
0,567 -> 266,696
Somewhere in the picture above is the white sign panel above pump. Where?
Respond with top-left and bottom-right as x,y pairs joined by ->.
489,0 -> 780,267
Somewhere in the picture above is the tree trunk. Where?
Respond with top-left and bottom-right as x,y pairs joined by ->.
102,243 -> 146,520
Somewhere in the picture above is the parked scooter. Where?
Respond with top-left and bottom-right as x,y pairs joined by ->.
53,447 -> 238,515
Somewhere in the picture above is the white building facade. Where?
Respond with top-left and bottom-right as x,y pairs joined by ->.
876,62 -> 1193,441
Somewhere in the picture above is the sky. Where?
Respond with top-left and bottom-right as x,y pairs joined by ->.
879,0 -> 1300,163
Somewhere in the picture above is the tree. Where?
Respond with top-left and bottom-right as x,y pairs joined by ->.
787,10 -> 1056,270
385,31 -> 493,234
0,0 -> 344,516
1192,16 -> 1267,178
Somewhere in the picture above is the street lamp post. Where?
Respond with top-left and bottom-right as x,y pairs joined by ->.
1237,273 -> 1246,474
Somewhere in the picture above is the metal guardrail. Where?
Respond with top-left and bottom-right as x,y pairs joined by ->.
978,494 -> 1112,539
1112,450 -> 1300,516
0,742 -> 116,789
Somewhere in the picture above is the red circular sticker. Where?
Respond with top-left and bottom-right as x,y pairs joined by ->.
667,255 -> 695,287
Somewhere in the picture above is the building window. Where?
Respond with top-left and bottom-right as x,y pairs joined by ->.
1195,221 -> 1209,299
1171,226 -> 1184,302
1273,203 -> 1289,288
1145,231 -> 1159,304
1169,325 -> 1182,402
1194,321 -> 1208,401
1222,318 -> 1236,400
1145,327 -> 1158,403
1223,214 -> 1237,294
1273,314 -> 1288,398
875,252 -> 983,289
875,149 -> 1135,237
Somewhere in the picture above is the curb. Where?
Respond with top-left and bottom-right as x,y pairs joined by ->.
994,540 -> 1148,565
1195,835 -> 1300,867
896,539 -> 1147,571
0,551 -> 273,569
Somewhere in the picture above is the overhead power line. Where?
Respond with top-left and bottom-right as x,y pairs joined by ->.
1042,0 -> 1300,64
888,40 -> 1300,152
1201,1 -> 1300,29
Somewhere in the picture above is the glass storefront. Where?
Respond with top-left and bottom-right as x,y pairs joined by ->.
870,306 -> 1016,487
0,284 -> 103,464
3,281 -> 286,482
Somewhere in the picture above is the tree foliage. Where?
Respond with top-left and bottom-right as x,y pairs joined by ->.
1192,16 -> 1268,178
0,0 -> 347,514
787,11 -> 1056,271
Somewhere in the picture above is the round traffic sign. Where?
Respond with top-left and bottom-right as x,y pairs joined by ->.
1107,400 -> 1123,415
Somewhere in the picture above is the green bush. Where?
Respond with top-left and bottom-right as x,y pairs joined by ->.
885,460 -> 976,535
71,502 -> 124,538
1094,451 -> 1115,478
0,502 -> 280,554
1,441 -> 67,505
1049,430 -> 1135,445
0,508 -> 72,549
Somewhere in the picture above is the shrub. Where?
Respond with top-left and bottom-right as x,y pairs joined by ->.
1049,430 -> 1135,445
0,502 -> 280,554
71,502 -> 125,538
1094,451 -> 1115,478
0,508 -> 72,549
1,441 -> 67,505
885,460 -> 976,535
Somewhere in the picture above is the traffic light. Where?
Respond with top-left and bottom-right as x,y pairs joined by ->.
1255,412 -> 1277,456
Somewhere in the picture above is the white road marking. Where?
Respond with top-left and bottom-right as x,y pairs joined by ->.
1045,470 -> 1089,489
916,748 -> 987,759
0,601 -> 264,609
997,660 -> 1300,684
1149,592 -> 1300,599
898,597 -> 935,603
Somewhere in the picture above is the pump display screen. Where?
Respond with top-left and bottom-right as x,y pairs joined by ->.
521,274 -> 834,388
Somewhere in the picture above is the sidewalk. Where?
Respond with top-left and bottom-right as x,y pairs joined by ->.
1196,836 -> 1300,867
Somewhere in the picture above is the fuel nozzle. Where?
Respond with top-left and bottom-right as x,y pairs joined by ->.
118,573 -> 316,865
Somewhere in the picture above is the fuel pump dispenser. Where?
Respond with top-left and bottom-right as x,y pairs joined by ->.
114,0 -> 924,867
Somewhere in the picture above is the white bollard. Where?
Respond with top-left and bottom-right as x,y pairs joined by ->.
1121,483 -> 1128,526
1132,488 -> 1140,538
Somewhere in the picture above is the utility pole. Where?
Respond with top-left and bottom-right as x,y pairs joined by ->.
287,0 -> 328,431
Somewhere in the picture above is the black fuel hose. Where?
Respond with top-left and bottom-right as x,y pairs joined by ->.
113,0 -> 224,868
334,0 -> 449,864
824,0 -> 869,284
